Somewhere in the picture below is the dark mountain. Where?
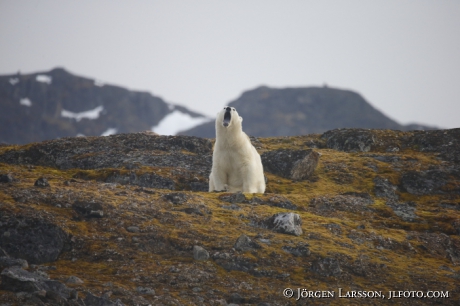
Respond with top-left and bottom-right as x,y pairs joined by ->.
181,86 -> 437,138
0,68 -> 207,144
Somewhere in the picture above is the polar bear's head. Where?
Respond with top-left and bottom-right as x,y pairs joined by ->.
216,106 -> 243,130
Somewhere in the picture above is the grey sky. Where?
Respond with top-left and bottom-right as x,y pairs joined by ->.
1,0 -> 459,128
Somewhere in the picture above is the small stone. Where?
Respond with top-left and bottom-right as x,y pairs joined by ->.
34,177 -> 50,187
258,238 -> 271,244
66,275 -> 84,284
193,245 -> 209,261
234,234 -> 261,252
136,286 -> 155,295
162,192 -> 188,204
126,226 -> 140,233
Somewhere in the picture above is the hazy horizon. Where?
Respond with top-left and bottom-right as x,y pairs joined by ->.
1,0 -> 459,129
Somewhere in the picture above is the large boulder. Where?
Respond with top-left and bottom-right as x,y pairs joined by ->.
261,149 -> 319,180
0,216 -> 69,264
1,266 -> 77,300
400,169 -> 460,195
265,212 -> 302,236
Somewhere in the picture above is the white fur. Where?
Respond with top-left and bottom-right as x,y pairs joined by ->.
209,107 -> 266,193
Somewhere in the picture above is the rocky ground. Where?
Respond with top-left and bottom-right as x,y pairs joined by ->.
0,128 -> 459,305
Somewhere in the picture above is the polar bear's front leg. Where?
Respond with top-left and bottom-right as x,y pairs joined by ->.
209,170 -> 228,192
241,161 -> 265,193
241,169 -> 258,193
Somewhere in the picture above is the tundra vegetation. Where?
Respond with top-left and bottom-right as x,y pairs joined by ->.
0,128 -> 459,305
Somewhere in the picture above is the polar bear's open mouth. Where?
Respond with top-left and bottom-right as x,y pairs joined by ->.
223,110 -> 231,127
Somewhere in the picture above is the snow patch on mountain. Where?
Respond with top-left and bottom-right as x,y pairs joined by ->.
61,105 -> 104,122
36,75 -> 52,84
101,128 -> 118,136
9,78 -> 19,85
152,110 -> 211,136
20,98 -> 32,107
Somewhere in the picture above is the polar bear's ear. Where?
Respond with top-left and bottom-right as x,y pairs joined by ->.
239,116 -> 243,122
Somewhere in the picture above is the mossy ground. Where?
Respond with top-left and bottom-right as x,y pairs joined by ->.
0,134 -> 459,305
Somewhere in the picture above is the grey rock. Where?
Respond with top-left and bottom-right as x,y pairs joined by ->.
1,266 -> 77,300
261,149 -> 319,180
407,128 -> 460,163
0,132 -> 212,169
220,192 -> 246,203
0,216 -> 69,264
374,176 -> 398,199
193,245 -> 209,261
386,201 -> 418,222
0,256 -> 28,269
136,286 -> 155,295
400,169 -> 459,195
282,244 -> 310,257
0,173 -> 13,183
213,255 -> 256,273
228,292 -> 244,304
73,201 -> 104,218
265,212 -> 302,236
126,226 -> 140,233
66,276 -> 84,284
34,177 -> 50,187
234,234 -> 261,252
162,192 -> 188,204
258,238 -> 271,244
311,257 -> 342,277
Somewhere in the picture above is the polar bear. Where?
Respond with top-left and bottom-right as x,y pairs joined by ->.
209,106 -> 266,193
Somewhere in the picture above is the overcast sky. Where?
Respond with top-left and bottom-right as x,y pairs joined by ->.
1,0 -> 459,129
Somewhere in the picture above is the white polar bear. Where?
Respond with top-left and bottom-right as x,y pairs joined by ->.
209,106 -> 266,193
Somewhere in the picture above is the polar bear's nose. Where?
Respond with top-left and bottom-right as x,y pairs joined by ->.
225,107 -> 231,112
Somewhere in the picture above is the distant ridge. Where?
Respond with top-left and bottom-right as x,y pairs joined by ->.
0,68 -> 209,144
180,86 -> 438,138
